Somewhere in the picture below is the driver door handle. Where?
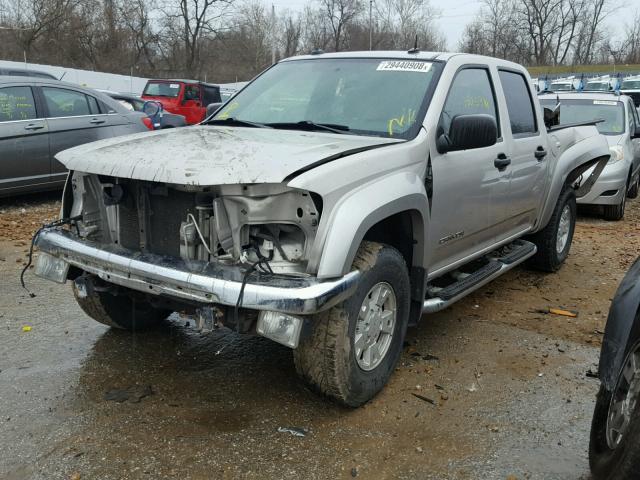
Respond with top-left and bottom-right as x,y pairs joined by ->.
24,123 -> 44,131
89,118 -> 106,125
494,153 -> 511,171
534,146 -> 547,160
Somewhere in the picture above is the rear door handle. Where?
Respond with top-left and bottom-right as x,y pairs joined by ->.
494,153 -> 511,171
534,146 -> 547,160
89,118 -> 106,125
24,123 -> 44,131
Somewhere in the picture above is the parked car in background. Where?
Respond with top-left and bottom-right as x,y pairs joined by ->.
549,76 -> 582,92
141,79 -> 222,125
584,75 -> 620,92
0,77 -> 152,197
33,51 -> 610,406
100,90 -> 187,129
539,92 -> 640,220
0,68 -> 57,80
590,256 -> 640,480
621,75 -> 640,112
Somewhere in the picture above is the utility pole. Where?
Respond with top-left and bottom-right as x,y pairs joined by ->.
369,0 -> 373,51
271,4 -> 276,65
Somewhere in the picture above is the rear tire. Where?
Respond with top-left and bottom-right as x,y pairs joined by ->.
72,278 -> 170,331
293,241 -> 410,407
527,186 -> 576,272
603,188 -> 626,221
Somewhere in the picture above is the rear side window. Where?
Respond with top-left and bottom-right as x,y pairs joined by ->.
0,86 -> 37,122
498,70 -> 537,135
440,68 -> 499,139
42,87 -> 91,117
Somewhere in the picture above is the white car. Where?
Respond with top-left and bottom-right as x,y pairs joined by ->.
540,92 -> 640,220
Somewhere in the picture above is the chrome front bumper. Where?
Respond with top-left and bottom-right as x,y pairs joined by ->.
35,229 -> 359,315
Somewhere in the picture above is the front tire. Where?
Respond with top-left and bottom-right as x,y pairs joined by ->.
603,189 -> 626,221
627,174 -> 639,199
527,186 -> 576,272
72,278 -> 170,331
293,242 -> 410,407
590,337 -> 640,479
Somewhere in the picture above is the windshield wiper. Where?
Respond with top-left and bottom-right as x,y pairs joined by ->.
207,117 -> 271,128
267,120 -> 352,134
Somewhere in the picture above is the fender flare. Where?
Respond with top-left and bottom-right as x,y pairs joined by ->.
535,133 -> 609,232
599,256 -> 640,390
315,171 -> 429,278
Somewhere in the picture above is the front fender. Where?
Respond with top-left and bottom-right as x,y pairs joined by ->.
599,257 -> 640,390
315,171 -> 429,278
535,130 -> 609,232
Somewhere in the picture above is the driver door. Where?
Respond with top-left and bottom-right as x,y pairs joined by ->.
428,67 -> 507,276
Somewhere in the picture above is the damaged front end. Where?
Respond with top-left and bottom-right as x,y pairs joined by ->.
35,171 -> 359,347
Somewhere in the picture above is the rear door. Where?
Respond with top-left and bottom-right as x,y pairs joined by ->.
0,85 -> 50,194
495,69 -> 548,239
429,67 -> 505,275
38,86 -> 115,183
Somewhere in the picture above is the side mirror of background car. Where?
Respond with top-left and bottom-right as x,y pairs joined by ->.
206,102 -> 224,118
633,125 -> 640,139
436,114 -> 497,154
142,101 -> 161,117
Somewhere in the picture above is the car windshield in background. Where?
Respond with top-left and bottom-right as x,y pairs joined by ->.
622,80 -> 640,89
550,83 -> 572,91
540,98 -> 625,135
143,82 -> 181,98
585,82 -> 609,91
211,58 -> 439,139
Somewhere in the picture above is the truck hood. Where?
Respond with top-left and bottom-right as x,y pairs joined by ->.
56,126 -> 401,185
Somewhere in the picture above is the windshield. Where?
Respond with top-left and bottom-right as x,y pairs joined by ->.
622,80 -> 640,90
211,58 -> 440,138
540,98 -> 625,135
550,83 -> 573,91
143,82 -> 181,98
585,82 -> 610,91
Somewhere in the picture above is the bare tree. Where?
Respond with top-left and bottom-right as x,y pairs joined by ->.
320,0 -> 361,51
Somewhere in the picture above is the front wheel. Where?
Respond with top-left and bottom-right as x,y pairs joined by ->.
603,190 -> 626,221
72,277 -> 170,331
293,241 -> 410,407
590,338 -> 640,479
627,174 -> 639,199
527,186 -> 576,272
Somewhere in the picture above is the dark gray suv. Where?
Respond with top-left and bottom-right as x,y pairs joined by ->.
0,77 -> 151,197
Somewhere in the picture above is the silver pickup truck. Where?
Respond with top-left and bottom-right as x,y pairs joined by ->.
33,51 -> 610,406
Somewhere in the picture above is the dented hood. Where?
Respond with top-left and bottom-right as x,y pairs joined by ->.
56,126 -> 401,185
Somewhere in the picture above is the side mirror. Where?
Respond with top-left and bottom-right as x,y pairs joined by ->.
436,114 -> 497,154
206,102 -> 224,117
633,125 -> 640,139
142,101 -> 161,117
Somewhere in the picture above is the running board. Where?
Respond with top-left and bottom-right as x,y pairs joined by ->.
423,240 -> 537,314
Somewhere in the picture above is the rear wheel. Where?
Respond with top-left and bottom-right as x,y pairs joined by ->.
293,241 -> 410,407
590,336 -> 640,480
72,277 -> 170,331
527,186 -> 576,272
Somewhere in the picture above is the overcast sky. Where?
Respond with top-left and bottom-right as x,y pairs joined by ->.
270,0 -> 638,51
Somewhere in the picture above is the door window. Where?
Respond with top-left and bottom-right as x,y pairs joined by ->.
42,87 -> 92,117
498,70 -> 537,135
440,68 -> 499,140
626,101 -> 636,133
0,86 -> 37,122
184,85 -> 201,102
87,95 -> 101,115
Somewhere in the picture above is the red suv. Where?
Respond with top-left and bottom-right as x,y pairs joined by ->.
141,80 -> 222,125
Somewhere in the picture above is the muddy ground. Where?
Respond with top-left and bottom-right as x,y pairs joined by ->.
0,192 -> 638,480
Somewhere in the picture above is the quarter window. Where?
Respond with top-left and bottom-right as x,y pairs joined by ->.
42,87 -> 91,118
498,70 -> 537,135
440,68 -> 499,140
0,86 -> 37,122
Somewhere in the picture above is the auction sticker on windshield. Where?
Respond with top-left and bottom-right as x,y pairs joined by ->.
376,61 -> 432,73
593,100 -> 618,106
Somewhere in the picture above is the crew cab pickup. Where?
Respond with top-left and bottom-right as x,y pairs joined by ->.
140,79 -> 222,125
33,52 -> 610,406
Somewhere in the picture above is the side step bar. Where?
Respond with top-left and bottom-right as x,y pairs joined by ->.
423,240 -> 536,314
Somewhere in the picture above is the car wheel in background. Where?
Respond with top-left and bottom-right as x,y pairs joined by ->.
603,185 -> 627,221
627,174 -> 639,199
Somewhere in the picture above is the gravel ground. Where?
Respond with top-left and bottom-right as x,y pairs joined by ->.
0,192 -> 638,480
